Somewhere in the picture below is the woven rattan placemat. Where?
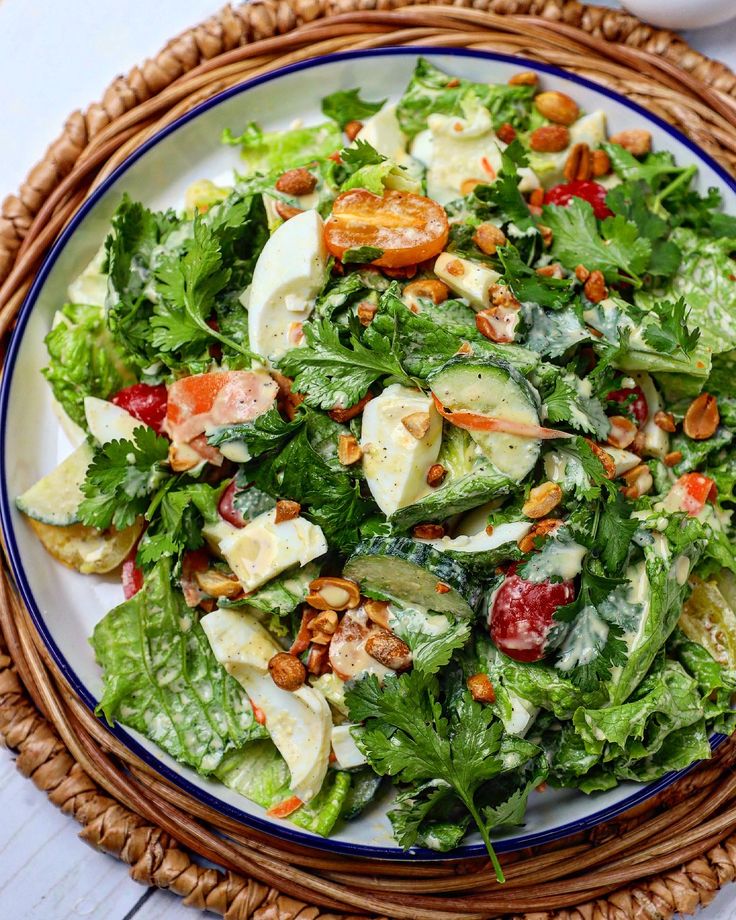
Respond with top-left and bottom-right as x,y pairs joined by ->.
2,3 -> 736,918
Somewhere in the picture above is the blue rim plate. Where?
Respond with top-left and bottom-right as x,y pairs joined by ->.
0,46 -> 733,862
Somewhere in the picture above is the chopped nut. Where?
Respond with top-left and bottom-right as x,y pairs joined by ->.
473,222 -> 507,255
467,673 -> 496,704
460,178 -> 483,196
307,576 -> 361,611
529,188 -> 545,208
194,569 -> 242,598
591,148 -> 612,177
564,143 -> 592,182
476,307 -> 518,344
402,411 -> 431,439
683,393 -> 719,441
575,264 -> 590,283
310,630 -> 333,646
357,301 -> 377,326
607,415 -> 638,450
446,77 -> 461,88
309,609 -> 338,636
538,224 -> 553,248
497,122 -> 517,144
404,279 -> 450,305
306,644 -> 330,676
522,481 -> 563,519
622,463 -> 653,500
275,499 -> 301,523
489,283 -> 521,310
268,652 -> 306,691
329,392 -> 373,422
536,263 -> 564,279
168,442 -> 201,472
609,129 -> 652,157
485,524 -> 494,536
271,370 -> 305,421
344,120 -> 363,142
586,440 -> 616,479
382,264 -> 418,280
584,270 -> 608,303
275,167 -> 317,196
518,519 -> 561,554
509,71 -> 538,86
426,463 -> 448,488
365,630 -> 412,671
338,434 -> 362,466
456,341 -> 473,356
413,523 -> 445,540
530,124 -> 570,153
534,90 -> 579,125
664,450 -> 683,468
445,258 -> 466,276
275,201 -> 303,221
654,410 -> 676,433
364,599 -> 390,628
435,582 -> 451,594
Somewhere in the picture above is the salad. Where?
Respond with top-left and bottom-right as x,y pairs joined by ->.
16,57 -> 736,878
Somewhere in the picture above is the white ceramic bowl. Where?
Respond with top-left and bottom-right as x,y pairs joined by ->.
2,48 -> 734,860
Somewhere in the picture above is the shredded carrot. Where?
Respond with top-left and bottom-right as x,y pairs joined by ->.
480,156 -> 496,179
431,394 -> 572,440
329,750 -> 338,764
250,699 -> 267,725
266,795 -> 304,818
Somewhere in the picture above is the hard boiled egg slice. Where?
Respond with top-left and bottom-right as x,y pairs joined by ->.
84,396 -> 148,445
247,209 -> 328,365
360,383 -> 442,516
201,608 -> 332,803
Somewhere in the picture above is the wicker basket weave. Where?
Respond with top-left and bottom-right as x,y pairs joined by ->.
2,3 -> 736,918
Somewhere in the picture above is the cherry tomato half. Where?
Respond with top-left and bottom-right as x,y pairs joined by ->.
324,189 -> 449,269
218,480 -> 247,528
112,383 -> 168,434
489,566 -> 575,663
607,384 -> 649,428
669,472 -> 717,517
544,180 -> 613,221
121,545 -> 144,599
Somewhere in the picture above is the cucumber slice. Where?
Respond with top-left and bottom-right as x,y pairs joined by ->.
429,356 -> 541,481
16,442 -> 94,526
416,521 -> 531,572
344,537 -> 480,618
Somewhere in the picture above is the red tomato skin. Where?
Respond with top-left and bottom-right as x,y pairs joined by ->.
607,385 -> 649,428
121,547 -> 144,600
218,481 -> 246,528
489,569 -> 575,663
544,180 -> 613,220
112,383 -> 168,434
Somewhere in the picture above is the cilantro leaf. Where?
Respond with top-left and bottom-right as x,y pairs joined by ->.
394,618 -> 471,676
477,140 -> 535,231
497,243 -> 574,309
207,405 -> 304,459
137,480 -> 223,568
556,605 -> 628,691
603,144 -> 684,189
343,246 -> 384,264
641,297 -> 701,357
542,370 -> 610,439
340,139 -> 386,172
598,492 -> 638,575
277,316 -> 418,410
321,89 -> 386,129
79,427 -> 169,531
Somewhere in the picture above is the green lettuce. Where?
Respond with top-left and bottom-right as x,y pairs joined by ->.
216,740 -> 351,836
223,121 -> 341,175
91,560 -> 266,774
42,303 -> 136,429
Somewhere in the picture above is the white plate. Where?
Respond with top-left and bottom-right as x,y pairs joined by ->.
1,48 -> 734,860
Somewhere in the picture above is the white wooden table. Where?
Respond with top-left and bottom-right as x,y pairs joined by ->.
1,2 -> 736,917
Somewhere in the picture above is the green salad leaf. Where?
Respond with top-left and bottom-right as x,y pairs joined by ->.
321,88 -> 386,129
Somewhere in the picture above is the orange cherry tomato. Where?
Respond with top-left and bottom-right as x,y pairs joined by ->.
324,189 -> 449,268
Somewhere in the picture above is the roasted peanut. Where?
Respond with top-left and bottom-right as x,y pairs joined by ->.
357,301 -> 377,326
530,124 -> 570,153
591,148 -> 612,177
413,523 -> 445,540
586,440 -> 616,479
275,499 -> 301,523
488,283 -> 521,310
365,631 -> 412,671
456,341 -> 473,356
307,576 -> 361,611
268,652 -> 306,691
473,222 -> 507,255
584,270 -> 607,303
522,481 -> 563,519
683,393 -> 719,440
564,143 -> 591,182
404,279 -> 450,304
467,673 -> 496,704
426,463 -> 448,488
534,91 -> 579,125
309,609 -> 338,636
509,71 -> 538,86
344,120 -> 363,142
275,201 -> 303,221
275,167 -> 317,196
329,392 -> 372,422
609,129 -> 651,157
271,370 -> 305,421
538,224 -> 553,248
364,599 -> 390,628
607,415 -> 638,449
536,263 -> 564,279
194,569 -> 242,598
575,264 -> 590,283
622,463 -> 653,500
338,434 -> 362,466
664,450 -> 683,468
496,122 -> 517,144
168,442 -> 201,472
402,411 -> 431,439
518,519 -> 562,554
654,410 -> 676,433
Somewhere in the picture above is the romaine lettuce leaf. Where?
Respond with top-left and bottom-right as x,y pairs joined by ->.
223,121 -> 341,175
91,560 -> 266,774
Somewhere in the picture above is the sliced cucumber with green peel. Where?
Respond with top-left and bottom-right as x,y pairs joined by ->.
417,521 -> 530,572
429,357 -> 542,481
16,441 -> 93,526
344,537 -> 480,618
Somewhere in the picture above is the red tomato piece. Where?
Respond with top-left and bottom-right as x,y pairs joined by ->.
489,566 -> 575,663
218,480 -> 247,528
671,472 -> 717,516
607,384 -> 649,427
544,180 -> 613,220
121,545 -> 144,600
165,370 -> 278,445
112,383 -> 168,433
